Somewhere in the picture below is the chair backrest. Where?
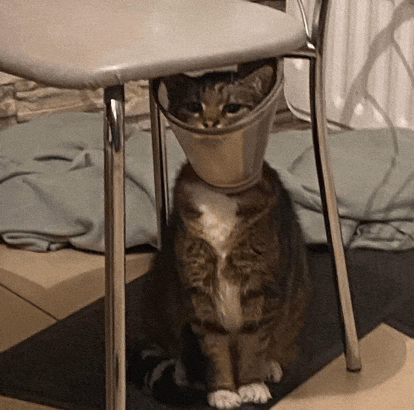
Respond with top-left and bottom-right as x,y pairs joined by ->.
285,0 -> 414,130
294,0 -> 329,46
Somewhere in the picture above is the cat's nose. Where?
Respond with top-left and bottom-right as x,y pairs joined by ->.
203,119 -> 220,128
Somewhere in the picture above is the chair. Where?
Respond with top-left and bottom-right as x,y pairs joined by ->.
0,0 -> 361,409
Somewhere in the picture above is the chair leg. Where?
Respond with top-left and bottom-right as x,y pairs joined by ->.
104,85 -> 127,410
149,80 -> 170,249
309,56 -> 362,372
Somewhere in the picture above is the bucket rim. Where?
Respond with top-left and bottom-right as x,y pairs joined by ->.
151,58 -> 283,136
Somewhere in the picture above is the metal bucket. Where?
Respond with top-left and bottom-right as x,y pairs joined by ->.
153,59 -> 282,192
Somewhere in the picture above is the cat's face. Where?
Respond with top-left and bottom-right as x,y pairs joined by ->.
162,63 -> 274,129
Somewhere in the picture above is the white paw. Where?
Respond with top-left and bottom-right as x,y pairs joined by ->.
266,361 -> 283,383
207,389 -> 242,409
238,382 -> 272,404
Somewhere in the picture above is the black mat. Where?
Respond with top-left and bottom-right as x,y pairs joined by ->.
0,247 -> 413,410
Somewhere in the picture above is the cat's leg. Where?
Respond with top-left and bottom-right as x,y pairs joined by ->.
193,327 -> 241,409
238,359 -> 282,403
236,331 -> 272,404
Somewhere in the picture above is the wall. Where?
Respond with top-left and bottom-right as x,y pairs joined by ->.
0,72 -> 151,131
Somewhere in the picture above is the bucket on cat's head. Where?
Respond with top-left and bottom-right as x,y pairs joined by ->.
152,59 -> 282,192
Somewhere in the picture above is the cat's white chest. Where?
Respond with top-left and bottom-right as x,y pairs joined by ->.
189,184 -> 238,252
187,182 -> 242,331
198,203 -> 235,250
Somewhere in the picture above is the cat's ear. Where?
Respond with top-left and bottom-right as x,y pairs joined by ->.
162,74 -> 193,93
241,64 -> 275,96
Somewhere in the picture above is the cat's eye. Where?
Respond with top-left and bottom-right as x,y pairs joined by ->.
223,103 -> 242,114
186,102 -> 203,113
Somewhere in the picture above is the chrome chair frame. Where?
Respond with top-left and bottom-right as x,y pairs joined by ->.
104,85 -> 127,410
285,0 -> 361,372
149,0 -> 361,371
103,1 -> 361,409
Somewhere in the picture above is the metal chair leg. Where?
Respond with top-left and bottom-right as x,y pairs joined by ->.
309,54 -> 362,372
104,85 -> 127,410
149,80 -> 170,249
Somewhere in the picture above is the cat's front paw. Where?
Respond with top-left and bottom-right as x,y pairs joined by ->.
207,389 -> 242,409
238,382 -> 272,404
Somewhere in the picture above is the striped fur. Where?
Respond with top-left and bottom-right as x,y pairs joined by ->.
128,162 -> 310,408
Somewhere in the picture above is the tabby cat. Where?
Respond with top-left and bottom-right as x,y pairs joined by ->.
128,61 -> 310,409
162,58 -> 276,129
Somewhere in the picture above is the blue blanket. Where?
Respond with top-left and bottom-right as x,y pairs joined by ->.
1,113 -> 413,252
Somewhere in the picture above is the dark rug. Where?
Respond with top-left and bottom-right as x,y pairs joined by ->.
0,246 -> 413,410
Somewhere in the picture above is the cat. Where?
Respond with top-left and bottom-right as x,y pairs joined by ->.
161,58 -> 276,129
128,60 -> 310,409
128,165 -> 310,409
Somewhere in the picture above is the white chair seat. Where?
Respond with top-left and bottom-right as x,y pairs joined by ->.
0,0 -> 306,89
